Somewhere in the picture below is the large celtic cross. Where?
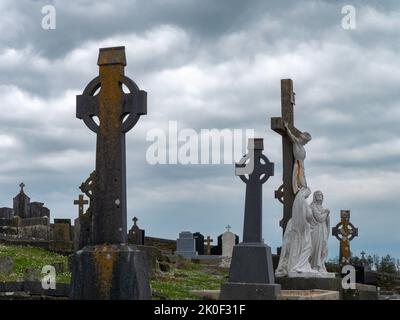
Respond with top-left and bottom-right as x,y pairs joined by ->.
76,46 -> 147,244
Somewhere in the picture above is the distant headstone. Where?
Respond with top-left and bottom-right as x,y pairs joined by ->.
29,202 -> 50,218
193,232 -> 205,255
220,138 -> 281,300
24,267 -> 40,281
53,219 -> 72,242
332,210 -> 358,265
128,217 -> 145,245
0,208 -> 13,219
175,231 -> 197,259
0,256 -> 13,275
13,182 -> 30,219
204,236 -> 214,255
222,226 -> 237,258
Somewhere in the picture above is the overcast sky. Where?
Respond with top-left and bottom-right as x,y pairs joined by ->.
0,0 -> 400,260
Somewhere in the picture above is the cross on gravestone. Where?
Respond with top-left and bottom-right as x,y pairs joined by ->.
70,46 -> 151,300
271,79 -> 303,235
19,182 -> 25,193
132,217 -> 138,227
76,46 -> 147,245
226,225 -> 231,232
220,138 -> 281,300
74,194 -> 89,217
235,138 -> 274,243
332,210 -> 358,265
204,236 -> 213,255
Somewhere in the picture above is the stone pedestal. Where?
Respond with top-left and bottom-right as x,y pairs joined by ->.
220,243 -> 281,300
70,244 -> 151,300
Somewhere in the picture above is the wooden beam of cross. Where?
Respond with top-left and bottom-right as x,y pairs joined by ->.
74,194 -> 89,217
271,79 -> 303,235
332,210 -> 358,265
204,236 -> 213,255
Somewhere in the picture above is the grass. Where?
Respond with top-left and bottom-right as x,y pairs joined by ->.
0,244 -> 71,283
0,244 -> 228,299
151,261 -> 229,300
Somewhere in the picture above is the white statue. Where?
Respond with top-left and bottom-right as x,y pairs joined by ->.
284,122 -> 312,194
275,187 -> 317,277
309,191 -> 334,277
275,188 -> 335,278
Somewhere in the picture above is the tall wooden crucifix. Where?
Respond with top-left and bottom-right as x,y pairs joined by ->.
271,79 -> 303,235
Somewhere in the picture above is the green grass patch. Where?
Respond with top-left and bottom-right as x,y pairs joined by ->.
0,244 -> 71,283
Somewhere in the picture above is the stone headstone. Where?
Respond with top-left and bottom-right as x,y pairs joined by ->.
70,46 -> 150,300
23,267 -> 40,281
332,210 -> 358,265
193,232 -> 204,255
220,138 -> 281,300
13,182 -> 30,219
128,217 -> 145,245
0,207 -> 13,219
222,231 -> 236,258
29,202 -> 50,219
175,231 -> 197,259
53,219 -> 72,242
0,256 -> 13,275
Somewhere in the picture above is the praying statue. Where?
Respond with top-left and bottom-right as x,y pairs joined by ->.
275,187 -> 317,277
309,191 -> 333,277
284,122 -> 312,194
275,188 -> 335,278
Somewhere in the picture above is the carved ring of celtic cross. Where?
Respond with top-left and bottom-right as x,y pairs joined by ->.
79,171 -> 96,200
333,222 -> 358,242
77,75 -> 146,134
236,153 -> 273,184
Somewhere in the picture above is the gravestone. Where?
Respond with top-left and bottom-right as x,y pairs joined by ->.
74,172 -> 95,250
175,231 -> 197,259
0,256 -> 13,275
204,236 -> 213,255
220,138 -> 281,300
29,202 -> 50,218
13,183 -> 30,219
221,225 -> 237,258
70,46 -> 150,300
193,232 -> 205,255
0,208 -> 13,219
271,79 -> 304,235
53,219 -> 72,242
128,217 -> 145,245
332,210 -> 358,265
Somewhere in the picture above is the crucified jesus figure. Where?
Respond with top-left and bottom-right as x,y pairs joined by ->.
284,121 -> 312,194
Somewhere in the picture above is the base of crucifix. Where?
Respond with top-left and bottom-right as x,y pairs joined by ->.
69,244 -> 151,300
219,242 -> 281,300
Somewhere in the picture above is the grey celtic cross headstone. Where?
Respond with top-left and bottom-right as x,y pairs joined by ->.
70,46 -> 150,300
220,138 -> 281,300
271,79 -> 303,235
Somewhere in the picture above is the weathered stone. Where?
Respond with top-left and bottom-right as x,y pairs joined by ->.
23,268 -> 40,282
53,219 -> 72,242
0,256 -> 14,275
128,217 -> 145,245
71,46 -> 149,300
332,210 -> 358,265
0,208 -> 13,219
70,244 -> 151,300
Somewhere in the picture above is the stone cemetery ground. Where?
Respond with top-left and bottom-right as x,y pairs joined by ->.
0,244 -> 228,300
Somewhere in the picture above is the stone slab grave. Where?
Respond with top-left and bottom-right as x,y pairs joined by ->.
0,256 -> 13,275
175,231 -> 198,259
220,138 -> 281,300
70,46 -> 150,300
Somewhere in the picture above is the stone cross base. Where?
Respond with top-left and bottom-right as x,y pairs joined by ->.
70,244 -> 151,300
220,243 -> 281,300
